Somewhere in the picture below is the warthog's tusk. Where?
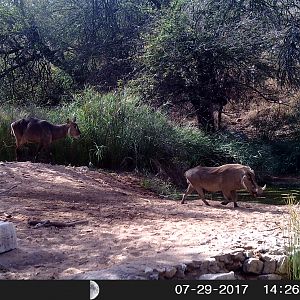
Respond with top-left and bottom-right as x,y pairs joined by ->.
262,184 -> 266,190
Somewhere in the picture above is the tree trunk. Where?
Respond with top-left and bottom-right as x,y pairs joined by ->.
191,98 -> 215,132
217,105 -> 223,131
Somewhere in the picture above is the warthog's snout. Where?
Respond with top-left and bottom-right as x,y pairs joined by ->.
253,184 -> 266,197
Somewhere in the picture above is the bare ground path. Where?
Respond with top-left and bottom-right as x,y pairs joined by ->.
0,162 -> 294,279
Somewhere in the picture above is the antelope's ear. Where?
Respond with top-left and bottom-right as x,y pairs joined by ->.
66,118 -> 70,123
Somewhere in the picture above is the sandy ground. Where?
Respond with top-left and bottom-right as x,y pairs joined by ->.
0,162 -> 295,279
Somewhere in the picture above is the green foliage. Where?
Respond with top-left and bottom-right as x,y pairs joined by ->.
286,195 -> 300,280
249,101 -> 300,141
0,0 -> 162,105
2,87 -> 298,179
141,175 -> 179,197
132,0 -> 287,130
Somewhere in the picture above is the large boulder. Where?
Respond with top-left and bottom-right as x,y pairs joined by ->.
0,221 -> 17,253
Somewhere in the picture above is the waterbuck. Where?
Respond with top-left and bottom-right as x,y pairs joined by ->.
11,117 -> 81,162
181,163 -> 266,208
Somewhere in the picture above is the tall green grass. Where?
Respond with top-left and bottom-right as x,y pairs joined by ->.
286,195 -> 300,279
0,88 -> 286,182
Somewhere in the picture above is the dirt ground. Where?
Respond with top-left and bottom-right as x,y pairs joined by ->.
0,162 -> 296,279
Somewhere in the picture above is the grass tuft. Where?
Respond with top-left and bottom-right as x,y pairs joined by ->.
286,195 -> 300,280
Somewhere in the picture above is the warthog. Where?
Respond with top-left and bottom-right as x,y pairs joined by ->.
11,117 -> 81,162
181,163 -> 266,208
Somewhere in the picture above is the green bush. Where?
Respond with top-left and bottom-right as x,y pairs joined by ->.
0,88 -> 299,183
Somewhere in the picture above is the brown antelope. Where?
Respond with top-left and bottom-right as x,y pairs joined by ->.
10,117 -> 81,162
181,163 -> 266,208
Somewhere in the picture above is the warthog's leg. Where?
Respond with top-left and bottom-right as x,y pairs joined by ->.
230,190 -> 238,208
15,147 -> 20,161
194,187 -> 210,206
221,191 -> 238,208
34,144 -> 43,162
221,191 -> 231,206
181,184 -> 194,204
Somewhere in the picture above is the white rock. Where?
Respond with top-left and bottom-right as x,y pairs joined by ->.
0,221 -> 17,253
144,267 -> 153,274
199,271 -> 236,280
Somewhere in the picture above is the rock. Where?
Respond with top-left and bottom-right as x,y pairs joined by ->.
262,261 -> 276,274
59,267 -> 82,279
155,267 -> 166,274
232,251 -> 245,262
244,251 -> 255,258
275,255 -> 289,275
199,271 -> 236,280
175,264 -> 187,278
148,272 -> 159,280
215,254 -> 232,264
164,267 -> 177,279
243,258 -> 264,274
258,274 -> 283,280
144,267 -> 153,274
257,246 -> 269,253
0,221 -> 17,253
189,260 -> 202,268
261,255 -> 277,274
207,258 -> 220,273
73,270 -> 122,280
269,248 -> 287,255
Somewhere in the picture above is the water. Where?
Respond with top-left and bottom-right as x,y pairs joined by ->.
175,186 -> 300,205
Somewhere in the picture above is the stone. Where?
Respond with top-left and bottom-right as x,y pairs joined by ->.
59,267 -> 82,278
0,221 -> 17,253
199,271 -> 236,280
262,260 -> 276,274
244,251 -> 255,258
261,255 -> 277,274
164,267 -> 177,279
144,267 -> 153,274
73,270 -> 121,280
232,251 -> 245,262
275,255 -> 289,275
154,267 -> 166,274
207,258 -> 220,273
189,260 -> 202,268
148,271 -> 159,280
257,274 -> 283,280
243,258 -> 264,274
175,263 -> 187,278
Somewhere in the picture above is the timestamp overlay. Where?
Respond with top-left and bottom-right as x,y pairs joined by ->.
89,280 -> 300,300
1,279 -> 300,299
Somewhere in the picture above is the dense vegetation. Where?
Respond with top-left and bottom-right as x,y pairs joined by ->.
1,0 -> 300,182
1,0 -> 299,278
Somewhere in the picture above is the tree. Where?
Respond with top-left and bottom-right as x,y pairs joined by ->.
133,0 -> 300,131
0,0 -> 169,104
